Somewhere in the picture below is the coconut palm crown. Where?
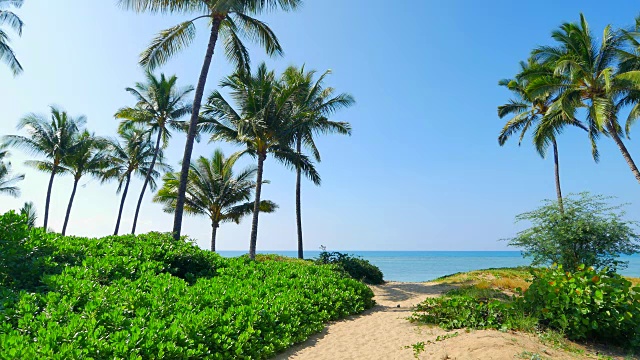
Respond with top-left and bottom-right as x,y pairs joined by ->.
115,71 -> 192,234
0,144 -> 24,197
531,14 -> 640,183
154,149 -> 277,251
3,106 -> 85,229
0,0 -> 24,75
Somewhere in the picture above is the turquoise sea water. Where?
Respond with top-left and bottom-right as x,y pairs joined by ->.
218,251 -> 640,282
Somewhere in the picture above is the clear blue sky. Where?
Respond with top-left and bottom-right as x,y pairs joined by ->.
1,1 -> 639,251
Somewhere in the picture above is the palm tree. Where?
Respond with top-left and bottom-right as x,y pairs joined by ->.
3,106 -> 85,229
154,149 -> 277,251
103,128 -> 170,235
0,0 -> 24,75
201,63 -> 319,259
0,144 -> 24,197
58,131 -> 109,236
281,66 -> 354,259
498,59 -> 587,213
118,0 -> 302,241
532,14 -> 640,184
115,72 -> 192,234
19,201 -> 36,228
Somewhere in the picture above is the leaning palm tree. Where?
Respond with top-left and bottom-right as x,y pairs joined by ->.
281,66 -> 354,259
0,0 -> 24,75
3,106 -> 85,229
58,131 -> 109,236
118,0 -> 302,240
154,149 -> 277,251
532,14 -> 640,184
0,144 -> 24,197
201,63 -> 319,259
115,72 -> 192,234
103,128 -> 170,235
498,59 -> 587,213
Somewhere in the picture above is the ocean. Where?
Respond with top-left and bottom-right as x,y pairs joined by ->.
218,251 -> 640,282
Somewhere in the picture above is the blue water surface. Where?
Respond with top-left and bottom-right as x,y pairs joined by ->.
218,251 -> 640,282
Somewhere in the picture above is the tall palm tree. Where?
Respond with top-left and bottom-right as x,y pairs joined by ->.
201,63 -> 319,259
58,131 -> 109,236
532,14 -> 640,184
115,72 -> 192,234
498,59 -> 587,213
153,149 -> 277,251
103,128 -> 170,235
3,106 -> 85,229
281,66 -> 354,259
0,0 -> 24,75
118,0 -> 302,241
0,144 -> 24,197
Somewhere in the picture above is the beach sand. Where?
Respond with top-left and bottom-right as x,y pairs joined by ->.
274,282 -> 627,360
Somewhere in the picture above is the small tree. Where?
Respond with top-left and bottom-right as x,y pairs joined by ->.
507,193 -> 640,272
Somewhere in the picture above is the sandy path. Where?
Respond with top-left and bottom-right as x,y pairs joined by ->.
273,282 -> 615,360
273,282 -> 451,359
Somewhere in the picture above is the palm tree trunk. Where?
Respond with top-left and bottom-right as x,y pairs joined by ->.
131,130 -> 162,234
43,165 -> 57,230
295,137 -> 304,259
608,123 -> 640,184
62,177 -> 79,236
172,16 -> 224,241
114,174 -> 131,235
211,221 -> 218,252
249,154 -> 266,260
552,139 -> 564,214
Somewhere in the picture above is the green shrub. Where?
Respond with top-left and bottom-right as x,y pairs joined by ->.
0,212 -> 374,359
314,251 -> 384,285
520,265 -> 640,348
507,193 -> 640,272
410,286 -> 535,332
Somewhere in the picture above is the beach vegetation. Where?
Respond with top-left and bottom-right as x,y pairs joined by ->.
497,58 -> 587,213
0,144 -> 24,197
118,0 -> 302,241
0,0 -> 23,76
153,149 -> 278,252
315,250 -> 384,285
115,72 -> 193,234
103,127 -> 170,235
507,193 -> 640,272
0,210 -> 374,359
413,265 -> 640,351
200,63 -> 319,260
433,266 -> 533,291
280,65 -> 354,259
2,106 -> 86,230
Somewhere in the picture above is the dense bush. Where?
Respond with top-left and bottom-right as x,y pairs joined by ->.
0,211 -> 375,359
314,250 -> 384,284
507,193 -> 640,272
410,286 -> 535,332
521,265 -> 640,348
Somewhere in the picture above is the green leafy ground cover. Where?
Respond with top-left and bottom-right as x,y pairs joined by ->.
0,211 -> 374,359
413,266 -> 640,353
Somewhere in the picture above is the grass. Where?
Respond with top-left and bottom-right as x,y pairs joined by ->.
433,266 -> 533,291
433,266 -> 640,293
